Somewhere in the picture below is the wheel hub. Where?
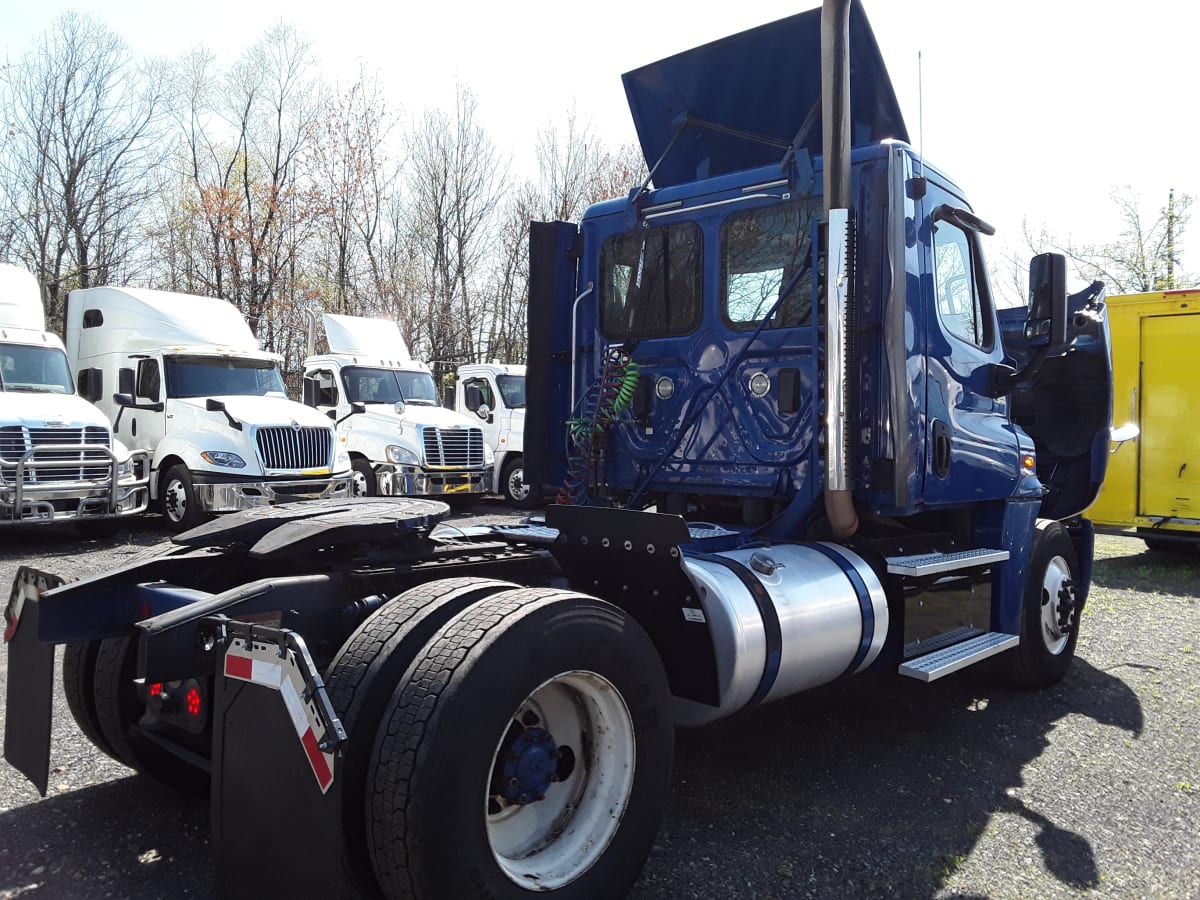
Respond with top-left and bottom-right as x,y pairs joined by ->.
501,726 -> 558,804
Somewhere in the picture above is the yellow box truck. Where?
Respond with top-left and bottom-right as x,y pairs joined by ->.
1088,289 -> 1200,551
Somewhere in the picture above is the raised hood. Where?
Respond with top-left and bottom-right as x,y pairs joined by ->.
621,1 -> 907,189
323,314 -> 411,361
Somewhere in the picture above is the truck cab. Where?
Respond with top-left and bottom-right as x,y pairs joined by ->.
66,287 -> 351,532
302,314 -> 492,502
0,265 -> 148,534
454,363 -> 532,505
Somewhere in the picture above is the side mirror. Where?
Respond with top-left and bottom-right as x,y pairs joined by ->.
118,367 -> 135,396
113,392 -> 133,408
1109,423 -> 1140,453
476,403 -> 491,421
393,400 -> 406,417
1026,253 -> 1068,348
336,402 -> 366,428
206,397 -> 242,431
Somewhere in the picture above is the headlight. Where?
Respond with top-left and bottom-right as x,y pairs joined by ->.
334,445 -> 351,469
116,458 -> 133,478
386,445 -> 420,465
200,451 -> 246,468
484,443 -> 495,465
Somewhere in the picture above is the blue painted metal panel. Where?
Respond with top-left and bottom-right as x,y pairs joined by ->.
621,2 -> 907,189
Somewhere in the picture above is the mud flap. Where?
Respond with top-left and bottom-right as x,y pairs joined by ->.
208,619 -> 347,899
3,567 -> 66,796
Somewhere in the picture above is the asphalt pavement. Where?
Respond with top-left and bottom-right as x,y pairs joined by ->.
0,518 -> 1196,900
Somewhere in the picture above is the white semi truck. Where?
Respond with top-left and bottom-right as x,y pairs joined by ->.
0,264 -> 148,536
65,287 -> 351,532
302,313 -> 492,503
454,362 -> 536,505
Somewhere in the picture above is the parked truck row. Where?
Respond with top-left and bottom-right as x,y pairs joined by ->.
5,271 -> 528,533
4,3 -> 1125,899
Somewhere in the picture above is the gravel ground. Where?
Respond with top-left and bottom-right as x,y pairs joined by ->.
0,518 -> 1196,900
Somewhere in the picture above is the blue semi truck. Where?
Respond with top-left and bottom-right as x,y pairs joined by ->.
3,3 -> 1118,898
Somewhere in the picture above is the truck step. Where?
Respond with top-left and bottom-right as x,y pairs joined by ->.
885,548 -> 1009,576
902,626 -> 983,661
898,631 -> 1019,682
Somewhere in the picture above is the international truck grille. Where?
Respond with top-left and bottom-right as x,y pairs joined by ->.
421,427 -> 485,467
0,425 -> 112,483
255,426 -> 332,470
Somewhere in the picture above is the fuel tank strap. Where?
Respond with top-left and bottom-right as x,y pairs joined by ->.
686,552 -> 782,706
806,543 -> 876,677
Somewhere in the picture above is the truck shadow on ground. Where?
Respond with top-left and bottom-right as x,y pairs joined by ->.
0,775 -> 210,899
631,657 -> 1142,899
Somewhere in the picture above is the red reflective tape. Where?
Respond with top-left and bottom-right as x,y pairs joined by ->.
301,727 -> 333,792
224,653 -> 253,681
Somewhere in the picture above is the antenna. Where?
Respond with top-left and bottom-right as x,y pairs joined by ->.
918,50 -> 925,179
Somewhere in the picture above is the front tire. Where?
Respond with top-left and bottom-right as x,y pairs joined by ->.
366,588 -> 673,899
1005,521 -> 1082,688
161,464 -> 206,533
501,456 -> 538,508
351,458 -> 377,498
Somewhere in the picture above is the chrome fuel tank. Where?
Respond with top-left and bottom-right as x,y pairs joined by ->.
675,543 -> 889,726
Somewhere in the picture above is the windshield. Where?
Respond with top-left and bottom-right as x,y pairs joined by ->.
0,344 -> 74,393
164,355 -> 287,399
342,366 -> 439,406
496,374 -> 525,408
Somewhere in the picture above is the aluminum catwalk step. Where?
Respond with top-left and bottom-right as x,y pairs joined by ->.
885,548 -> 1009,577
898,631 -> 1019,682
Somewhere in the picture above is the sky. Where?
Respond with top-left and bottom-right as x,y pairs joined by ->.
4,0 -> 1199,299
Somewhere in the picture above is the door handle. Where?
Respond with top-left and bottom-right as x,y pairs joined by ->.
932,420 -> 951,478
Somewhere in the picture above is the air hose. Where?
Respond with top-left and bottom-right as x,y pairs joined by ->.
557,347 -> 639,505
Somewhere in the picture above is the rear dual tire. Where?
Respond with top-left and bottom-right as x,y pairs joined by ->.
365,588 -> 674,899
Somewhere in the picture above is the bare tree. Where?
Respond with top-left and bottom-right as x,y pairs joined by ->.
1002,187 -> 1194,303
0,12 -> 169,329
482,110 -> 647,365
307,66 -> 398,316
404,84 -> 508,377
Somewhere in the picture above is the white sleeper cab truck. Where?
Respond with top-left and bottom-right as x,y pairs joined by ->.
65,287 -> 351,532
0,264 -> 148,536
454,362 -> 536,505
303,313 -> 491,503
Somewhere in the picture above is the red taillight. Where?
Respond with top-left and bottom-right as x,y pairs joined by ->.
148,682 -> 163,697
185,686 -> 202,718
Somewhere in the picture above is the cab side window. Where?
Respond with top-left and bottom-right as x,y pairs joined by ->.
463,377 -> 494,412
136,359 -> 161,403
314,370 -> 338,407
932,219 -> 992,349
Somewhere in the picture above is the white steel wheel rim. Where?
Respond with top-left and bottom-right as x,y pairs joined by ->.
1040,554 -> 1073,655
486,670 -> 635,890
351,468 -> 369,497
507,466 -> 529,502
164,480 -> 187,522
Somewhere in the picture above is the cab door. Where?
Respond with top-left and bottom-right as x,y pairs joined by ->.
919,185 -> 1021,507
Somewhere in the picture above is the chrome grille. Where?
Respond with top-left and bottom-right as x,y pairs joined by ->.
0,425 -> 112,483
255,426 -> 332,470
421,427 -> 485,467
